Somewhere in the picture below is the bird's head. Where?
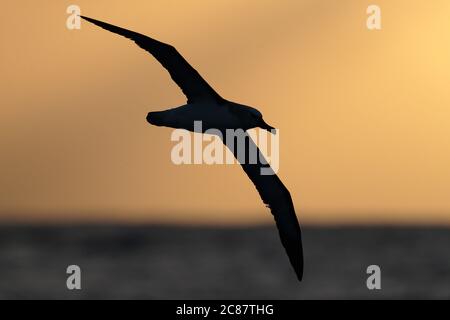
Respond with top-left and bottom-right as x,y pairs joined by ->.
245,106 -> 276,134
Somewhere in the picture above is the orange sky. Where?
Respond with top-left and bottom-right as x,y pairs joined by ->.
1,0 -> 450,224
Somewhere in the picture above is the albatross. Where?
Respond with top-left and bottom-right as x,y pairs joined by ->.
81,16 -> 304,281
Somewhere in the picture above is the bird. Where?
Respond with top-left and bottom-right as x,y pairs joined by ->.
81,15 -> 304,281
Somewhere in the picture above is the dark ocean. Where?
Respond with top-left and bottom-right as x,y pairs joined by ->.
0,224 -> 449,299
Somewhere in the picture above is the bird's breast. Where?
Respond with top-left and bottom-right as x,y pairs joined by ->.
179,105 -> 241,131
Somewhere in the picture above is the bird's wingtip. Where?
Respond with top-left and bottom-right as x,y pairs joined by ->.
294,268 -> 303,282
79,15 -> 98,24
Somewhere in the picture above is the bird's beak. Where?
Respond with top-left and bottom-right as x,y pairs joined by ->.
259,119 -> 277,134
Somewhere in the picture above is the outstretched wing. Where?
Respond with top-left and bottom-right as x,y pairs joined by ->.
81,16 -> 223,104
223,132 -> 304,281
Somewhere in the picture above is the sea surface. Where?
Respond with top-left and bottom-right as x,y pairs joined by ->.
0,224 -> 449,299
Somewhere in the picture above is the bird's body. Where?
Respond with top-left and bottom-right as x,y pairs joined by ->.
148,101 -> 269,133
81,15 -> 304,281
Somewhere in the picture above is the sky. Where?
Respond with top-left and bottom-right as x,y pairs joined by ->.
1,0 -> 450,224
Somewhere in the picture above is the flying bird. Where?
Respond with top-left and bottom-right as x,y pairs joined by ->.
81,16 -> 304,281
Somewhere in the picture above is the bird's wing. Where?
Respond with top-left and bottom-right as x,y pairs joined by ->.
222,132 -> 303,281
81,16 -> 223,104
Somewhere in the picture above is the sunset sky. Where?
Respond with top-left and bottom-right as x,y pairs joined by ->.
1,0 -> 450,224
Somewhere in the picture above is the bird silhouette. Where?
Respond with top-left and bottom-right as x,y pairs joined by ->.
81,16 -> 303,281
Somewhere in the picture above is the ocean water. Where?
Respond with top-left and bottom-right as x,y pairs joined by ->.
0,224 -> 449,299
